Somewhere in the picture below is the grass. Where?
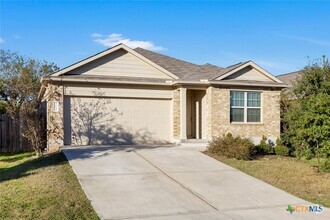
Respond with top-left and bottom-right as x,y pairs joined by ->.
205,152 -> 330,207
0,152 -> 35,169
0,151 -> 99,220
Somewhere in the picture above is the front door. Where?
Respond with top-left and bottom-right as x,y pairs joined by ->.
186,90 -> 206,139
186,90 -> 196,138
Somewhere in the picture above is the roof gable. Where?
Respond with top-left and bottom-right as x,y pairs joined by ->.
224,66 -> 273,82
214,61 -> 283,83
51,44 -> 179,79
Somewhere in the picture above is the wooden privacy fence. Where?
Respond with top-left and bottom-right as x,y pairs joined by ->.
0,114 -> 32,153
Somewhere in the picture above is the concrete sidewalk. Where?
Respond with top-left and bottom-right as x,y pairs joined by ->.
62,145 -> 329,220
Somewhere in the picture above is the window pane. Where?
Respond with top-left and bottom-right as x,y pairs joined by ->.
247,108 -> 261,122
230,91 -> 244,107
247,92 -> 261,107
231,108 -> 244,122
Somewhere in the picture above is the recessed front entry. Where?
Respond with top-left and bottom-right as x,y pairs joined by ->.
186,90 -> 206,139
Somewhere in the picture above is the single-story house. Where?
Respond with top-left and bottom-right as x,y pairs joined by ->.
39,44 -> 287,151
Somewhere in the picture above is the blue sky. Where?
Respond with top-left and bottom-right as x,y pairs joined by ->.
1,1 -> 329,75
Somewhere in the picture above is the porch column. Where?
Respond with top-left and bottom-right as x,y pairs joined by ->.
180,88 -> 187,139
196,100 -> 200,139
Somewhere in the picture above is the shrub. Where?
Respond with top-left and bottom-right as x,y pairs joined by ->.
208,133 -> 255,160
255,135 -> 273,154
274,138 -> 290,156
303,149 -> 314,160
320,158 -> 330,173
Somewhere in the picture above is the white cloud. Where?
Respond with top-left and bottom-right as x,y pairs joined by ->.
92,33 -> 165,51
91,33 -> 103,38
0,37 -> 5,44
277,34 -> 330,47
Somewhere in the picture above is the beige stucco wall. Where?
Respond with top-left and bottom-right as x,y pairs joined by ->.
224,66 -> 273,82
206,86 -> 281,144
67,49 -> 172,79
64,83 -> 173,99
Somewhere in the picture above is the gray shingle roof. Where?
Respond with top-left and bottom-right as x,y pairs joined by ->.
182,63 -> 223,80
134,47 -> 251,81
50,44 -> 285,88
276,71 -> 301,87
134,47 -> 200,79
183,62 -> 247,80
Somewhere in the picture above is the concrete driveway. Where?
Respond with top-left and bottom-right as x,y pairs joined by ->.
62,145 -> 329,220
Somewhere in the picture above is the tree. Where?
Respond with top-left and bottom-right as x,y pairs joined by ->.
283,56 -> 330,170
293,56 -> 330,99
0,49 -> 59,155
0,100 -> 6,114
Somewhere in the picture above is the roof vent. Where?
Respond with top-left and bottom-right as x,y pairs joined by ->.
200,79 -> 209,82
165,80 -> 173,83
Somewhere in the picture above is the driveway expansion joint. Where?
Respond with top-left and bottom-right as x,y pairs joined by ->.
133,150 -> 219,212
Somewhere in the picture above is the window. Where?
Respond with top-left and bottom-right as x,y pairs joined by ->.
230,91 -> 261,123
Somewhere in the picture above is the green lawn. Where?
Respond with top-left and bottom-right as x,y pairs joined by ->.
205,152 -> 330,207
0,152 -> 99,220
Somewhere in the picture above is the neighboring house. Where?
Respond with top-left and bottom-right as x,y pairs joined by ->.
276,71 -> 301,88
39,44 -> 287,151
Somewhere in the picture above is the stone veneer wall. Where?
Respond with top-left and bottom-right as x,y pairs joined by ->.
45,83 -> 64,151
173,89 -> 180,139
208,86 -> 281,144
205,87 -> 213,140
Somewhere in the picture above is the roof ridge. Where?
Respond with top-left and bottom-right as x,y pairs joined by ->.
202,63 -> 223,68
182,62 -> 224,80
277,70 -> 301,77
181,64 -> 208,79
225,61 -> 244,68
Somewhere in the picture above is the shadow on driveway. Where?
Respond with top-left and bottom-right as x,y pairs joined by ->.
61,144 -> 175,161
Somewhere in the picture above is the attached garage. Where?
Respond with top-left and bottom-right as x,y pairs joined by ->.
63,85 -> 173,146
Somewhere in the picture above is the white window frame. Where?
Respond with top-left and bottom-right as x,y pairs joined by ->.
230,90 -> 263,124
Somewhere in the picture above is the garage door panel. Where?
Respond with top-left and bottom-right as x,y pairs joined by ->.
66,96 -> 171,146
